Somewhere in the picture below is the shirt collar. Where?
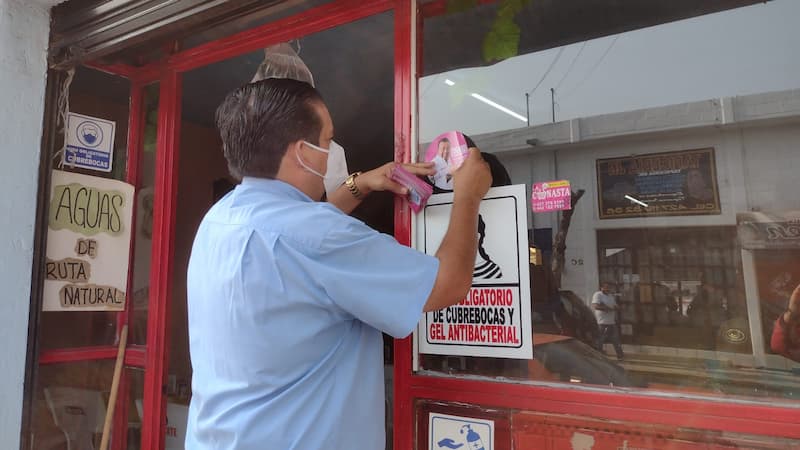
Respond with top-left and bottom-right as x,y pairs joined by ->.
240,177 -> 314,203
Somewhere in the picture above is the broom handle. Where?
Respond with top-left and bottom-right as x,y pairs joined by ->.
99,324 -> 128,450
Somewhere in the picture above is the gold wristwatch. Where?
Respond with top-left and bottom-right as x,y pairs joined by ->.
344,172 -> 363,199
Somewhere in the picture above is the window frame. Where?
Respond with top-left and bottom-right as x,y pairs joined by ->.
32,1 -> 800,450
403,0 -> 800,447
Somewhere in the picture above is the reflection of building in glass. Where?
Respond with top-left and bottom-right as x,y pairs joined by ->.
598,227 -> 741,352
476,88 -> 800,394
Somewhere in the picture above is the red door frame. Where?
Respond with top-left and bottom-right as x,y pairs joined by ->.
39,2 -> 409,448
74,0 -> 800,449
87,1 -> 408,449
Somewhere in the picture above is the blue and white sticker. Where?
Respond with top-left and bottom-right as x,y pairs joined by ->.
64,112 -> 116,172
429,413 -> 493,450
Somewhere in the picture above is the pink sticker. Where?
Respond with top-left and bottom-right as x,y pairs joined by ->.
424,131 -> 469,191
531,180 -> 572,212
389,165 -> 432,213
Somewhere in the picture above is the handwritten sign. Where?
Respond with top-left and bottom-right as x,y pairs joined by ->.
417,185 -> 533,359
43,170 -> 134,311
531,180 -> 571,212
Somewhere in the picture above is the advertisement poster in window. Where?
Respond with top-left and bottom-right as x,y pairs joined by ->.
44,170 -> 135,311
417,184 -> 533,359
597,148 -> 721,219
531,179 -> 572,213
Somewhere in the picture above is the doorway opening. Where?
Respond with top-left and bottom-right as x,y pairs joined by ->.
166,11 -> 397,449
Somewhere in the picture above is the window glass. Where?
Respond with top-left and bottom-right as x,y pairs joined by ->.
30,360 -> 115,450
40,66 -> 130,349
130,82 -> 159,345
124,367 -> 145,450
416,0 -> 800,403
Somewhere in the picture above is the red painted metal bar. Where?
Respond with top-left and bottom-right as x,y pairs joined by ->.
410,376 -> 800,439
141,69 -> 182,450
116,81 -> 144,339
39,346 -> 118,364
108,78 -> 145,450
420,0 -> 499,18
125,345 -> 147,367
392,0 -> 414,447
38,346 -> 146,366
168,0 -> 395,73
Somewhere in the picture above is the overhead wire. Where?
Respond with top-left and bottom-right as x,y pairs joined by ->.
554,41 -> 587,91
561,35 -> 620,100
526,46 -> 565,96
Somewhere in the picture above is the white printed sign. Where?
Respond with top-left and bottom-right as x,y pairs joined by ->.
64,112 -> 116,172
44,170 -> 134,311
417,184 -> 533,359
429,413 -> 493,450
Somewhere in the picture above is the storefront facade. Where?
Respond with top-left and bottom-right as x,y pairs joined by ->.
16,0 -> 800,449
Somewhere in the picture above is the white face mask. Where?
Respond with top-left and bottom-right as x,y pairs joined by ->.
297,140 -> 349,195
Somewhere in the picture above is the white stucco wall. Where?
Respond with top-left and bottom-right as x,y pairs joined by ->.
0,0 -> 58,447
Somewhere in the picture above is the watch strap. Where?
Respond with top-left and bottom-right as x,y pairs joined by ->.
345,172 -> 363,199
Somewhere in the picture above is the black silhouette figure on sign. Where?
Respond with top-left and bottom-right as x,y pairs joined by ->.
473,214 -> 503,280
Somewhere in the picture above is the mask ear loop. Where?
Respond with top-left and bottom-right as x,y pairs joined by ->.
295,142 -> 326,178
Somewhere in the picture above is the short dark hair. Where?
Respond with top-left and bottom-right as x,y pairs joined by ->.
215,78 -> 323,179
483,152 -> 511,187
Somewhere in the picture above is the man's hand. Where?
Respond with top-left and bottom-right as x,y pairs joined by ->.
356,162 -> 435,196
452,148 -> 492,202
423,148 -> 492,312
327,161 -> 434,214
784,284 -> 800,324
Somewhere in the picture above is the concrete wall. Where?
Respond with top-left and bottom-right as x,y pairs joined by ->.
0,0 -> 58,447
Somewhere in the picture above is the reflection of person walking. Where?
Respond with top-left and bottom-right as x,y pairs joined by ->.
592,282 -> 624,361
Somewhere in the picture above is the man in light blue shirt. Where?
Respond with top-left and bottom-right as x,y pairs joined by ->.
186,78 -> 491,449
